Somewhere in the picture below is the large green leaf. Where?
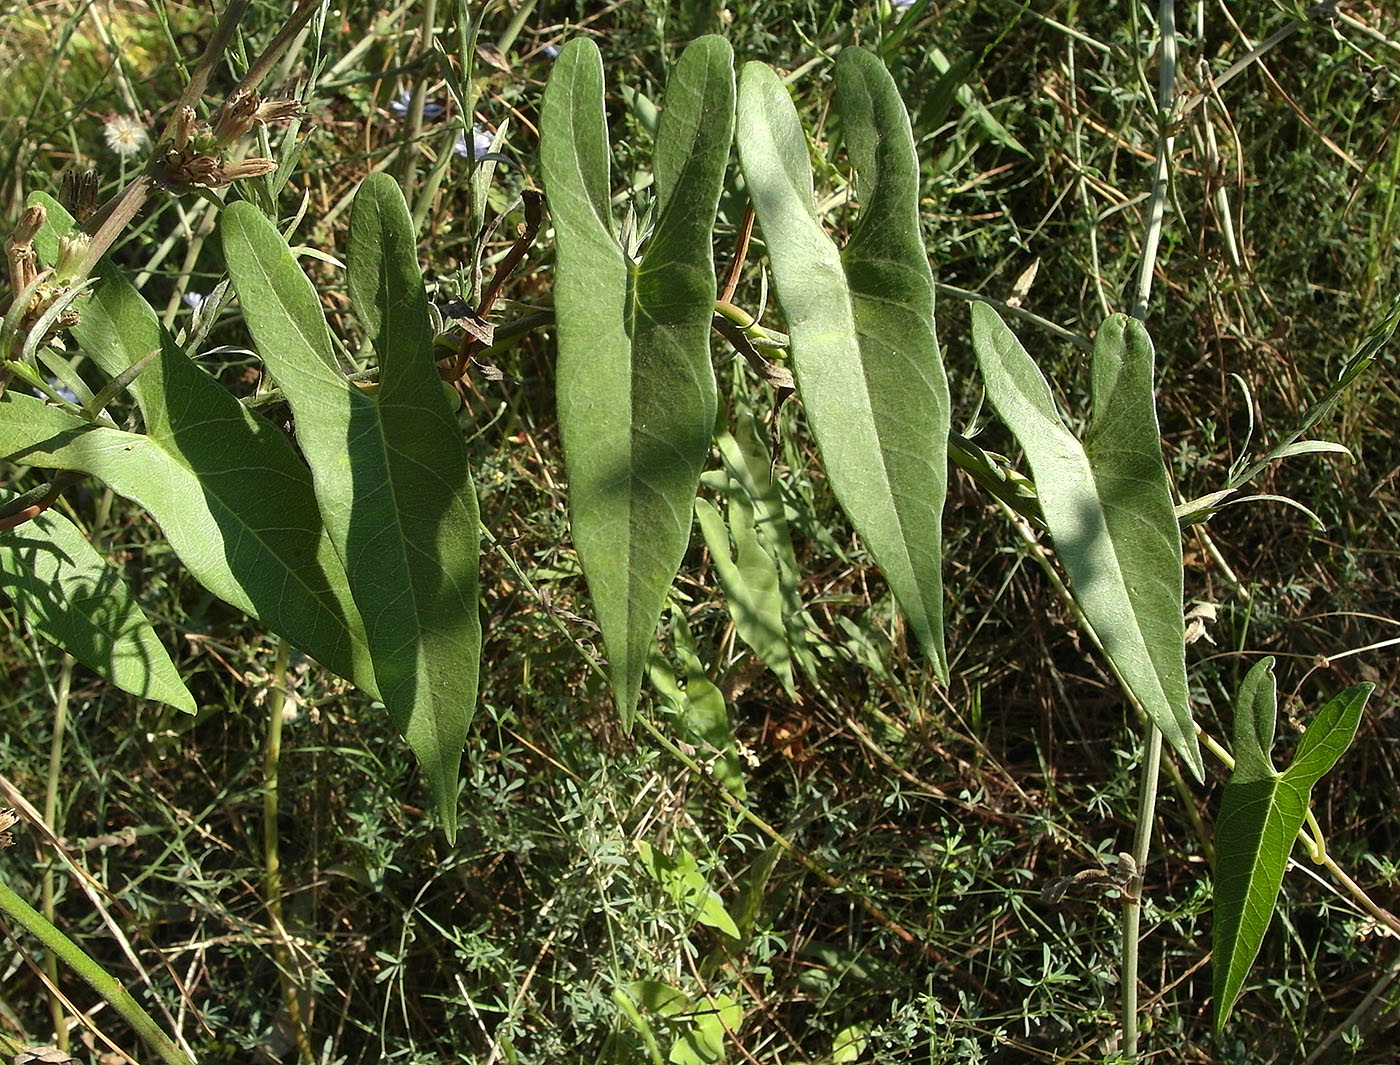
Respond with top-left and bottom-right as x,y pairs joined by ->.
0,494 -> 194,712
635,840 -> 741,940
1213,658 -> 1371,1027
3,195 -> 376,693
971,305 -> 1202,777
620,980 -> 742,1065
540,36 -> 734,727
736,51 -> 950,680
221,175 -> 480,841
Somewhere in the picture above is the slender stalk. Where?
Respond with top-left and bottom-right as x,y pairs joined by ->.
494,0 -> 535,54
1122,726 -> 1163,1061
400,0 -> 440,190
1125,4 -> 1175,1047
262,637 -> 311,1063
42,654 -> 74,1051
1132,0 -> 1177,322
0,880 -> 196,1065
934,280 -> 1092,351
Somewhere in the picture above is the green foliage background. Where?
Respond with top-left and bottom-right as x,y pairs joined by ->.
2,2 -> 1399,1062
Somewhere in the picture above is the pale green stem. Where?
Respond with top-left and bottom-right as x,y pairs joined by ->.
262,636 -> 311,1063
1122,726 -> 1163,1062
42,654 -> 73,1051
0,881 -> 196,1065
933,281 -> 1092,352
1132,0 -> 1176,322
1123,3 -> 1175,1047
400,0 -> 440,190
160,202 -> 220,327
494,0 -> 535,54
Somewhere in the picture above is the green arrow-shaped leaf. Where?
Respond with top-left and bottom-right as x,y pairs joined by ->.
7,195 -> 375,693
635,840 -> 741,939
541,36 -> 735,726
736,50 -> 950,680
1213,658 -> 1371,1027
0,494 -> 195,712
971,305 -> 1202,777
221,175 -> 480,841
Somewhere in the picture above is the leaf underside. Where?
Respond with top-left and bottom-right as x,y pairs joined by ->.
541,35 -> 735,727
736,50 -> 950,680
971,304 -> 1202,778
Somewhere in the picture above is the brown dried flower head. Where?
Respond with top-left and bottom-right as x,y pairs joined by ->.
153,91 -> 301,191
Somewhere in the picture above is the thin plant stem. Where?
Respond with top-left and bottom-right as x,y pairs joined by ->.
401,0 -> 440,190
42,653 -> 74,1051
1132,0 -> 1177,323
494,0 -> 536,54
0,880 -> 196,1065
1065,33 -> 1111,319
161,203 -> 220,327
934,280 -> 1092,351
1122,725 -> 1163,1061
263,636 -> 311,1063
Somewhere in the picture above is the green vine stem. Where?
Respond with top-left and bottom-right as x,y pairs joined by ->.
41,654 -> 74,1051
0,879 -> 196,1065
1122,726 -> 1163,1060
262,636 -> 312,1064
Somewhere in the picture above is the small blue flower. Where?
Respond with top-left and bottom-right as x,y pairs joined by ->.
39,377 -> 79,404
183,291 -> 207,312
389,89 -> 445,120
455,125 -> 494,160
542,43 -> 560,59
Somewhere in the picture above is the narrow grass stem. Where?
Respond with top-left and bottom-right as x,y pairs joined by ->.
0,880 -> 195,1065
262,637 -> 312,1064
1122,725 -> 1163,1061
933,281 -> 1092,351
494,0 -> 536,54
42,653 -> 74,1051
